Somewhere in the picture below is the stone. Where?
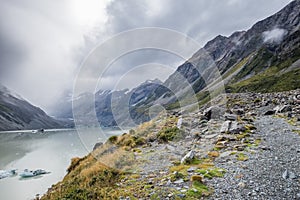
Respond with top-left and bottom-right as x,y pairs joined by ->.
199,119 -> 208,124
233,109 -> 244,115
238,182 -> 246,188
282,169 -> 297,179
264,110 -> 275,115
187,167 -> 197,172
260,146 -> 271,151
218,134 -> 237,141
220,121 -> 231,133
220,151 -> 235,158
229,121 -> 244,134
224,113 -> 238,121
204,106 -> 225,120
204,133 -> 218,139
177,117 -> 183,128
234,144 -> 247,151
174,179 -> 184,184
181,150 -> 195,164
167,193 -> 173,198
177,194 -> 186,198
274,105 -> 292,113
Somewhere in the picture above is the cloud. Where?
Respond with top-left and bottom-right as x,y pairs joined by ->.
0,0 -> 292,113
0,0 -> 110,111
79,0 -> 292,94
263,28 -> 287,43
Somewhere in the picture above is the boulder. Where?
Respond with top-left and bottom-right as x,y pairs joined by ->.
218,134 -> 237,141
224,113 -> 238,121
220,121 -> 244,134
204,106 -> 225,120
220,121 -> 231,133
229,121 -> 244,134
275,105 -> 292,113
181,150 -> 195,164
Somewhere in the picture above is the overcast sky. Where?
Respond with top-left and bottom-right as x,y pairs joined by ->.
0,0 -> 292,112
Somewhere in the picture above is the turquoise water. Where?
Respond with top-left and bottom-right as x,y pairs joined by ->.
0,128 -> 124,200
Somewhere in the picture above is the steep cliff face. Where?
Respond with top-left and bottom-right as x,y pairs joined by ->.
0,84 -> 64,131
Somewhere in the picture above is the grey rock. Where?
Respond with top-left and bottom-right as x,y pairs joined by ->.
225,113 -> 238,121
274,105 -> 292,113
264,110 -> 275,116
181,150 -> 195,164
187,167 -> 197,172
177,194 -> 185,198
220,121 -> 231,133
238,182 -> 246,188
204,133 -> 218,139
282,169 -> 297,179
204,106 -> 225,120
174,179 -> 184,184
229,121 -> 239,134
219,151 -> 234,158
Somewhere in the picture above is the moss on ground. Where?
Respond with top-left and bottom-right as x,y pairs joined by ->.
236,153 -> 249,161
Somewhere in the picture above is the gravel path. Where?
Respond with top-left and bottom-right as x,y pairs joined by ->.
209,116 -> 300,200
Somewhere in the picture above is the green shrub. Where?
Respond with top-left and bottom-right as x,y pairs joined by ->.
108,135 -> 118,144
157,127 -> 180,142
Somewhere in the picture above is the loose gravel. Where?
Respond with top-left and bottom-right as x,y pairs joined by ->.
208,116 -> 300,200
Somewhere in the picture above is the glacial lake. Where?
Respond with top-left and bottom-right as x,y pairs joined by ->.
0,127 -> 124,200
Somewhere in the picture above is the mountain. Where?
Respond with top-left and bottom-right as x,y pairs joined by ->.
0,84 -> 65,131
70,79 -> 163,127
134,0 -> 300,110
149,0 -> 300,103
42,1 -> 300,199
58,0 -> 300,127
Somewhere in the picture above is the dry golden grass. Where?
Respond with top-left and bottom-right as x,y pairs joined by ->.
169,165 -> 190,173
96,147 -> 135,170
190,175 -> 203,183
80,161 -> 108,178
197,162 -> 215,169
207,151 -> 220,158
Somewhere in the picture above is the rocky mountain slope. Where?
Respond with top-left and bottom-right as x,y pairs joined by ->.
40,1 -> 300,199
70,79 -> 164,127
41,88 -> 300,199
63,0 -> 300,127
0,84 -> 65,131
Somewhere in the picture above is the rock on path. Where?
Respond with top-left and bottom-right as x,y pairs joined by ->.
209,116 -> 300,200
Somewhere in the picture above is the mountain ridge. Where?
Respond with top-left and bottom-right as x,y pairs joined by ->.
0,84 -> 66,131
59,0 -> 300,127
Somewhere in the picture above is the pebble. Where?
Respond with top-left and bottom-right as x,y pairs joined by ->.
238,182 -> 246,188
187,167 -> 197,172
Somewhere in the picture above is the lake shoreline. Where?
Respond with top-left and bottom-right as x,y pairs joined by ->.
0,127 -> 125,200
